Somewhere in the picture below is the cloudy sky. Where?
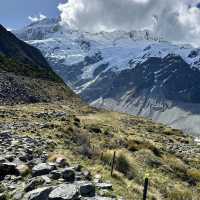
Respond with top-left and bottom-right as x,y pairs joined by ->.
58,0 -> 200,46
0,0 -> 66,29
1,0 -> 200,46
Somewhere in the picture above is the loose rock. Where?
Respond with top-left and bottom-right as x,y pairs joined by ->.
62,167 -> 75,182
77,181 -> 95,197
23,187 -> 52,200
32,163 -> 55,177
48,184 -> 79,200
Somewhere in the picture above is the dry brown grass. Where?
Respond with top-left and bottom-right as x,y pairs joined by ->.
127,139 -> 161,157
163,155 -> 187,174
187,168 -> 200,183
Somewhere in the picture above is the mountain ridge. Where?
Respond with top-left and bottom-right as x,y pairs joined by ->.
14,18 -> 200,135
0,24 -> 78,105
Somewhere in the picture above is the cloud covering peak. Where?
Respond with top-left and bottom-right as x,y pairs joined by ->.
58,0 -> 200,46
28,14 -> 47,22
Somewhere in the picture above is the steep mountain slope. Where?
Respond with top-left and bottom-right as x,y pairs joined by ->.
15,18 -> 200,135
0,24 -> 77,105
0,24 -> 51,71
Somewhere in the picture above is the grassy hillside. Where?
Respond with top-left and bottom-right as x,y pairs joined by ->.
0,54 -> 62,82
1,102 -> 199,200
0,56 -> 78,105
0,24 -> 52,70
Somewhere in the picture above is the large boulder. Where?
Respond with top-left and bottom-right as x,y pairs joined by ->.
0,193 -> 6,200
62,167 -> 75,182
24,177 -> 45,192
0,157 -> 6,163
32,163 -> 55,177
48,184 -> 79,200
0,163 -> 19,178
23,187 -> 52,200
50,170 -> 62,180
77,181 -> 95,197
11,189 -> 24,200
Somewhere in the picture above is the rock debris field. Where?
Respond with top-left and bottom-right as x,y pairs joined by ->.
0,130 -> 116,200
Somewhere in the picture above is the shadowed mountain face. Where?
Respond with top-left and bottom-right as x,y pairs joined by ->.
0,25 -> 62,81
0,25 -> 49,68
15,18 -> 200,135
81,55 -> 200,104
0,24 -> 77,105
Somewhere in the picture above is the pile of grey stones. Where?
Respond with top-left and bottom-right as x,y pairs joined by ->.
0,130 -> 116,200
165,140 -> 200,160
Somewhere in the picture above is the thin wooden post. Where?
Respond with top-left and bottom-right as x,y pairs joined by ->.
88,136 -> 91,148
100,152 -> 103,161
143,177 -> 149,200
111,151 -> 116,176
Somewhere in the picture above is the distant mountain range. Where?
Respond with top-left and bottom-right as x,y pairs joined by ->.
14,18 -> 200,135
0,24 -> 76,105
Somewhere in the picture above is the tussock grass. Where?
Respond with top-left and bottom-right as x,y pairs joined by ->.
163,155 -> 187,174
168,184 -> 194,200
127,139 -> 161,156
101,150 -> 141,181
187,168 -> 200,183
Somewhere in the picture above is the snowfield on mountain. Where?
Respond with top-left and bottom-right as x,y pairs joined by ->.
15,18 -> 200,135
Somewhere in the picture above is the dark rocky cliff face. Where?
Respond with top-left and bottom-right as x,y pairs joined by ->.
81,54 -> 200,104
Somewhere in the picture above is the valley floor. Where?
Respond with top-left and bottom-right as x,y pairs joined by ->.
0,102 -> 200,200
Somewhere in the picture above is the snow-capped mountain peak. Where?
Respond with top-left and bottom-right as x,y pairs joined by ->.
15,18 -> 200,135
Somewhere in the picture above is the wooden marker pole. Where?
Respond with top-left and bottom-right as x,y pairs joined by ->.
111,151 -> 116,176
143,176 -> 149,200
100,152 -> 103,161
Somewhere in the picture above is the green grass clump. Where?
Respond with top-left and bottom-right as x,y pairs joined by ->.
101,151 -> 113,166
101,151 -> 136,180
115,153 -> 132,178
0,54 -> 62,82
128,139 -> 161,156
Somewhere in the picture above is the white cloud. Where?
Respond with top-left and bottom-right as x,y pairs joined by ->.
6,27 -> 13,31
28,14 -> 47,22
58,0 -> 200,46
